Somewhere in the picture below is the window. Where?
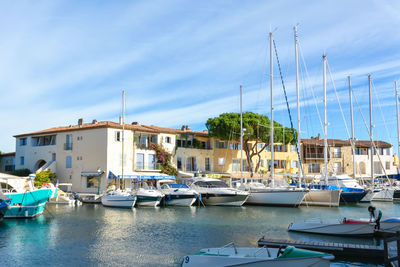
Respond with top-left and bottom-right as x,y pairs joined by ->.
165,136 -> 171,144
333,162 -> 341,173
148,154 -> 156,170
230,143 -> 241,150
232,159 -> 241,172
205,157 -> 211,171
385,148 -> 390,155
186,157 -> 196,171
373,162 -> 383,174
66,156 -> 72,168
355,147 -> 368,155
115,131 -> 121,142
308,163 -> 320,173
216,140 -> 228,149
290,145 -> 297,152
86,177 -> 98,188
136,153 -> 144,169
20,138 -> 27,146
386,161 -> 390,170
261,159 -> 267,168
290,160 -> 298,168
65,134 -> 72,150
177,157 -> 182,170
218,158 -> 225,166
20,156 -> 24,165
333,147 -> 341,158
257,143 -> 265,150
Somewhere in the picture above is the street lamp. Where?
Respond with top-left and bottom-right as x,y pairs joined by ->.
97,167 -> 102,195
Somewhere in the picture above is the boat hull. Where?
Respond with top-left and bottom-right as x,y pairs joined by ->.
199,193 -> 248,206
302,190 -> 341,207
372,188 -> 394,202
246,189 -> 307,207
101,194 -> 136,208
4,188 -> 53,218
136,195 -> 163,207
340,191 -> 366,203
164,194 -> 197,206
393,189 -> 400,202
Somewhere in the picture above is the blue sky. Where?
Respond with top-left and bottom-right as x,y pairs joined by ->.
1,0 -> 400,154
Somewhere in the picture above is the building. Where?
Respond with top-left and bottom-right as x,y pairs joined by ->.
0,152 -> 15,173
301,135 -> 397,178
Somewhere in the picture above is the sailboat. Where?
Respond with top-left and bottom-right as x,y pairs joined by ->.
101,91 -> 137,208
243,31 -> 307,207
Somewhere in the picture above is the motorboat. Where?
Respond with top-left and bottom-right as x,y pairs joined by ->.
101,189 -> 137,208
288,217 -> 400,237
182,243 -> 334,266
133,181 -> 164,207
48,183 -> 82,205
190,178 -> 249,206
241,181 -> 307,207
157,180 -> 197,206
0,173 -> 55,218
371,187 -> 394,202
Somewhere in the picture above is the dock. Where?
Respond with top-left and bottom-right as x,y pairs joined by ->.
257,237 -> 383,260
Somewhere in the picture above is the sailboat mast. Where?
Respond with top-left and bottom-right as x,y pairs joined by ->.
240,85 -> 244,185
122,90 -> 125,189
396,80 -> 400,167
369,75 -> 374,188
294,26 -> 302,186
323,55 -> 328,185
348,76 -> 356,178
269,31 -> 275,187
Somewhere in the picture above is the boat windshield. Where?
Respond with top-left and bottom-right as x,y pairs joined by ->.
194,181 -> 229,188
168,184 -> 189,189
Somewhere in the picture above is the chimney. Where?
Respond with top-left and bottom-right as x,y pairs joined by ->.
317,133 -> 321,140
181,125 -> 186,131
131,122 -> 138,125
78,118 -> 84,127
92,119 -> 98,124
186,125 -> 190,130
119,116 -> 122,125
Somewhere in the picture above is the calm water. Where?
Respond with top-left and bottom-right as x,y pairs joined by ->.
1,202 -> 398,266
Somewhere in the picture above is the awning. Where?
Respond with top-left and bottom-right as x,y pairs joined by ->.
81,172 -> 102,177
108,171 -> 174,180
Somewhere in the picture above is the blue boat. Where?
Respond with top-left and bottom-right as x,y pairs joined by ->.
4,188 -> 55,218
0,198 -> 11,221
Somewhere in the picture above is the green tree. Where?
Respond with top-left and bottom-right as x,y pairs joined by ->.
34,170 -> 56,187
206,112 -> 296,176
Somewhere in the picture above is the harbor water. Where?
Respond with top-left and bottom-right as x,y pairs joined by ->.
1,202 -> 398,266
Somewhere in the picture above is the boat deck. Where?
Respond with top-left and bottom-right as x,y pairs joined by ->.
257,237 -> 383,260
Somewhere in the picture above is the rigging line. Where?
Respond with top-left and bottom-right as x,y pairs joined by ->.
272,39 -> 304,177
326,60 -> 351,139
298,40 -> 324,131
371,79 -> 394,145
352,89 -> 390,183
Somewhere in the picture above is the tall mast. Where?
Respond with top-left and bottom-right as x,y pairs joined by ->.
323,55 -> 328,185
396,80 -> 400,169
269,31 -> 275,187
240,85 -> 244,185
294,25 -> 302,186
369,75 -> 374,188
348,76 -> 356,178
122,90 -> 125,189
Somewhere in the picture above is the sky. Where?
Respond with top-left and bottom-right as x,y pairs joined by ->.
1,0 -> 400,154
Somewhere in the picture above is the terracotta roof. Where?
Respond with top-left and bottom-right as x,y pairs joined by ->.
0,152 -> 15,157
14,120 -> 209,138
301,138 -> 391,148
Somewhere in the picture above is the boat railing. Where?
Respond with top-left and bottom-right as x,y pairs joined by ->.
218,242 -> 238,255
254,245 -> 271,257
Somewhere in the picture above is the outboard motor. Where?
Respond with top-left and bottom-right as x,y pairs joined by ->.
72,192 -> 83,202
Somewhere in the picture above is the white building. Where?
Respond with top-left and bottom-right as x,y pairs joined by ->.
14,119 -> 177,193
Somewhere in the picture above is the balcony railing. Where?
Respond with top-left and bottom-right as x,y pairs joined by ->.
304,152 -> 325,159
308,167 -> 321,173
135,162 -> 162,170
333,152 -> 341,158
64,143 -> 73,150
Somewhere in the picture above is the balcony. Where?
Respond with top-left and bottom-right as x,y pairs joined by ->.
304,152 -> 326,160
333,152 -> 341,158
64,143 -> 73,151
136,144 -> 151,150
135,162 -> 162,171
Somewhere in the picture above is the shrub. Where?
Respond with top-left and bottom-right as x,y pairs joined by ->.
12,168 -> 31,177
34,170 -> 56,187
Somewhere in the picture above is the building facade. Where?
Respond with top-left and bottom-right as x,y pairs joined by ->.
0,152 -> 15,173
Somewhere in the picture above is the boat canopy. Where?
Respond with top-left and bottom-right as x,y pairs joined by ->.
81,172 -> 102,177
108,171 -> 174,180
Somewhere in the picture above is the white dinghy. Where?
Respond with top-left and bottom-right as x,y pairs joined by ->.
182,243 -> 333,267
288,217 -> 400,237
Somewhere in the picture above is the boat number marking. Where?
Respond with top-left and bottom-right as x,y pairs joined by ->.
184,256 -> 190,263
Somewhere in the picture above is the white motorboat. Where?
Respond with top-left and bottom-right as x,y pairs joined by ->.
133,181 -> 164,207
242,182 -> 307,207
371,187 -> 394,202
288,217 -> 400,237
101,189 -> 136,208
182,243 -> 333,267
190,178 -> 249,206
157,180 -> 197,206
